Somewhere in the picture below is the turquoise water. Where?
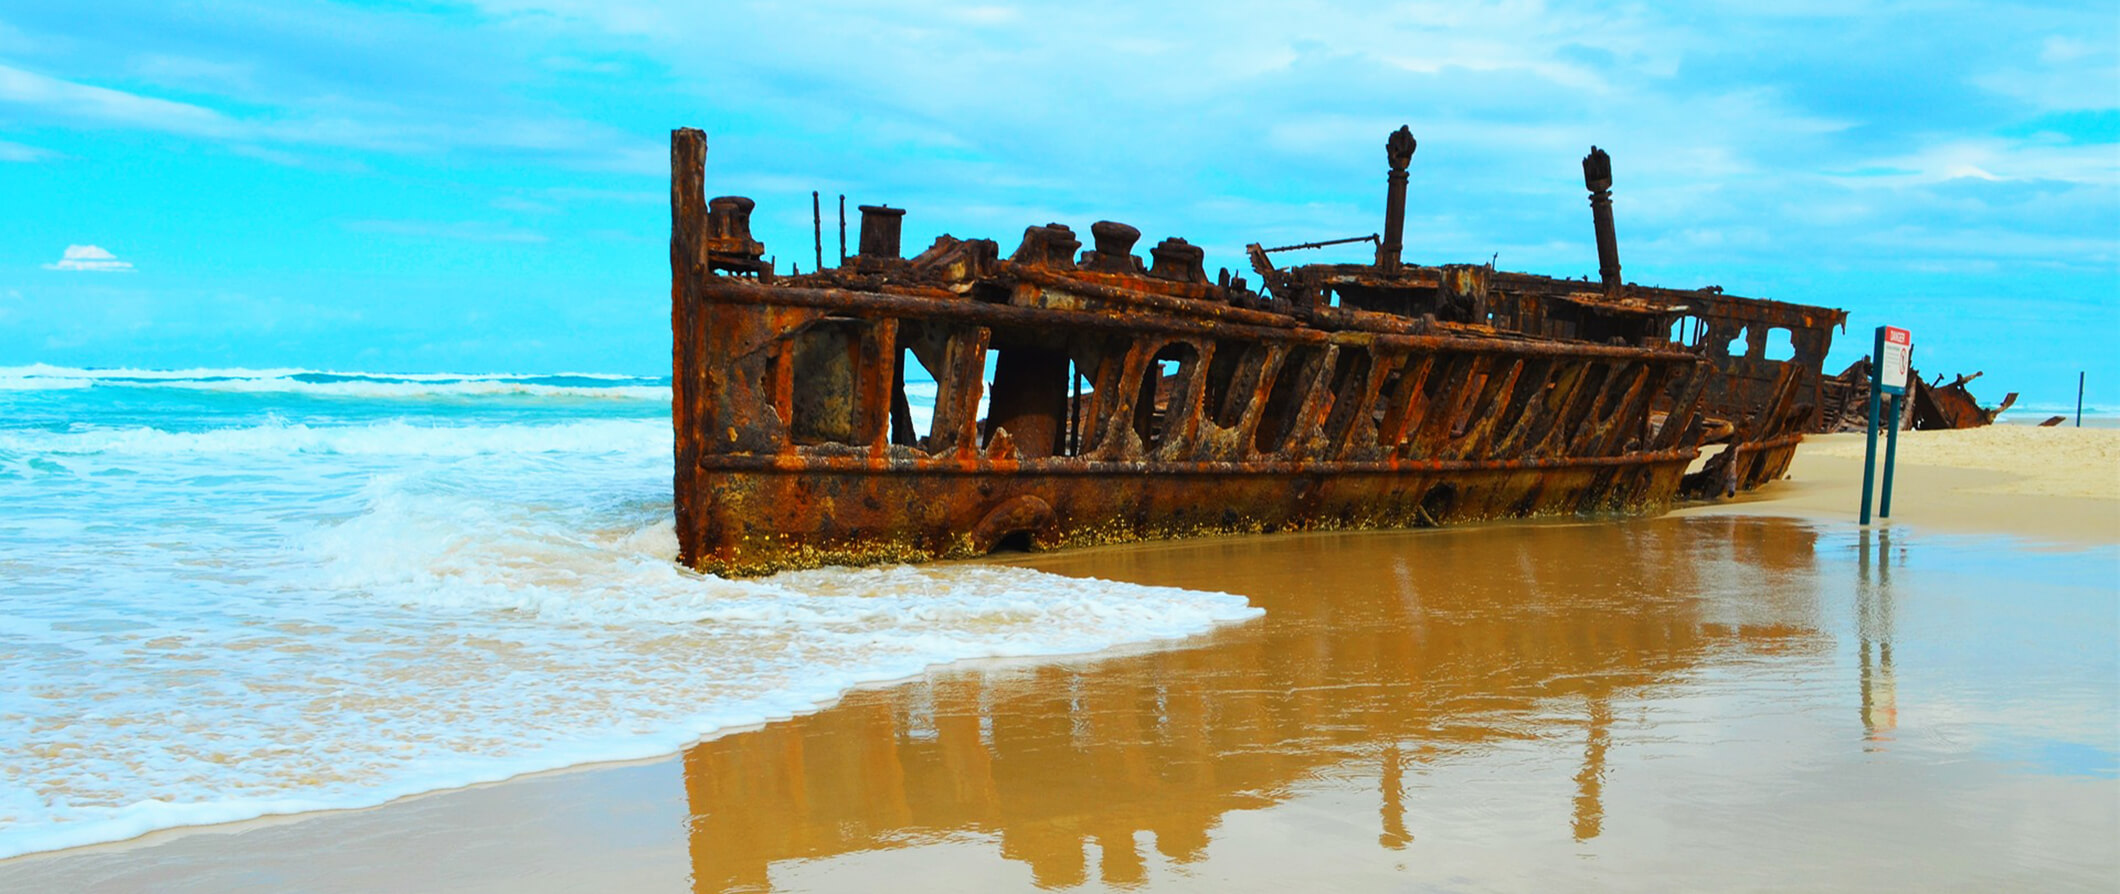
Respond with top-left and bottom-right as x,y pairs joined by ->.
0,366 -> 1256,859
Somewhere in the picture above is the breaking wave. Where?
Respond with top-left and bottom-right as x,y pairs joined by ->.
0,417 -> 668,458
0,364 -> 669,400
0,364 -> 1253,859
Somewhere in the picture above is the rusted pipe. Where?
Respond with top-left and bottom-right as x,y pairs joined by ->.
1264,234 -> 1378,254
1583,146 -> 1621,294
699,279 -> 1707,361
1379,126 -> 1416,272
692,446 -> 1702,474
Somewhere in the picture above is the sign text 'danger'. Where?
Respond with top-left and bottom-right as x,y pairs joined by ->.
1880,326 -> 1912,395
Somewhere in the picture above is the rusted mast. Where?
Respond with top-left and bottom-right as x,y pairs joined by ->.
1377,126 -> 1417,272
1582,146 -> 1621,294
669,127 -> 708,555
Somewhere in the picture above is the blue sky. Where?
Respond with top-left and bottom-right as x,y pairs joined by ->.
1,1 -> 2113,408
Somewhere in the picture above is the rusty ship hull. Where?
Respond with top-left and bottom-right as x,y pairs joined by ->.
670,127 -> 1840,576
693,458 -> 1694,572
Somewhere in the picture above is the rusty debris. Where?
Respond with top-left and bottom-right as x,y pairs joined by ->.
669,125 -> 1848,576
1818,362 -> 2017,432
1912,371 -> 2017,429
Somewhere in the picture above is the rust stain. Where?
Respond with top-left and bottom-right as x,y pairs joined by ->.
1816,361 -> 2018,433
670,126 -> 1848,576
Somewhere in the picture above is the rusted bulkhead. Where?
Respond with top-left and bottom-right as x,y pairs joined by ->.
671,126 -> 1843,576
1816,361 -> 2017,433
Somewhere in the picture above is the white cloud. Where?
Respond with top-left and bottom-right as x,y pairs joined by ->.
43,245 -> 135,272
1832,139 -> 2120,188
0,138 -> 51,162
540,187 -> 662,204
950,6 -> 1020,26
0,63 -> 234,136
1974,62 -> 2120,113
490,195 -> 556,214
2039,36 -> 2101,65
0,61 -> 645,168
126,53 -> 257,92
343,220 -> 548,243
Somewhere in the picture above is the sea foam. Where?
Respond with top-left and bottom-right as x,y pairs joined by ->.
0,368 -> 1255,861
0,417 -> 668,458
0,364 -> 670,400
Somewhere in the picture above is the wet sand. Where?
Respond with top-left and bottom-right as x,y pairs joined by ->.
5,430 -> 2116,892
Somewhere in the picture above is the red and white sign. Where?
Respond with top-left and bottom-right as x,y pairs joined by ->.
1879,326 -> 1912,394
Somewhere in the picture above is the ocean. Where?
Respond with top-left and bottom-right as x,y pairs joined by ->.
0,365 -> 1260,859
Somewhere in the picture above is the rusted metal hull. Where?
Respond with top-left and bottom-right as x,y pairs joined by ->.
1911,371 -> 2016,429
1682,430 -> 1804,500
672,270 -> 1707,576
688,454 -> 1693,577
668,126 -> 1845,577
1814,362 -> 2016,433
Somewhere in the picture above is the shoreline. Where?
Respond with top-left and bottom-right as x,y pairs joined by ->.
3,426 -> 2114,889
0,601 -> 1263,866
1673,428 -> 2120,547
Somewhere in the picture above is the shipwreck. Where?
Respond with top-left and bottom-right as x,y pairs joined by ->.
669,126 -> 1847,576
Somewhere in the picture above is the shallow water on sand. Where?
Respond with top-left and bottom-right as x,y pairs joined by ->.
15,515 -> 2105,891
0,366 -> 1249,859
668,517 -> 2116,892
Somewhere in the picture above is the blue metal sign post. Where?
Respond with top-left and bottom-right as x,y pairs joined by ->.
1861,326 -> 1911,525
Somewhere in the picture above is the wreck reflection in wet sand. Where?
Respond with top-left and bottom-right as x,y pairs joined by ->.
682,517 -> 2117,892
0,517 -> 2107,891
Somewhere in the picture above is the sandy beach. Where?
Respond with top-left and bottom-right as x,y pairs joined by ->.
1673,427 -> 2120,545
3,427 -> 2114,892
10,0 -> 2115,889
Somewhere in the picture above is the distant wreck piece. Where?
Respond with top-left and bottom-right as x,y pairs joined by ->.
1817,361 -> 2017,432
670,126 -> 1846,576
1912,371 -> 2017,429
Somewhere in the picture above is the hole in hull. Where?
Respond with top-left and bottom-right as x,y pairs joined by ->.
989,530 -> 1035,554
1418,483 -> 1457,525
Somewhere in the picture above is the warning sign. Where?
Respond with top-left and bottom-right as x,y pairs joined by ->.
1878,326 -> 1911,395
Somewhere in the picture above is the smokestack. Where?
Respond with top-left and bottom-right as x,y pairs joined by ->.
1583,146 -> 1621,293
1378,126 -> 1417,272
857,204 -> 906,259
